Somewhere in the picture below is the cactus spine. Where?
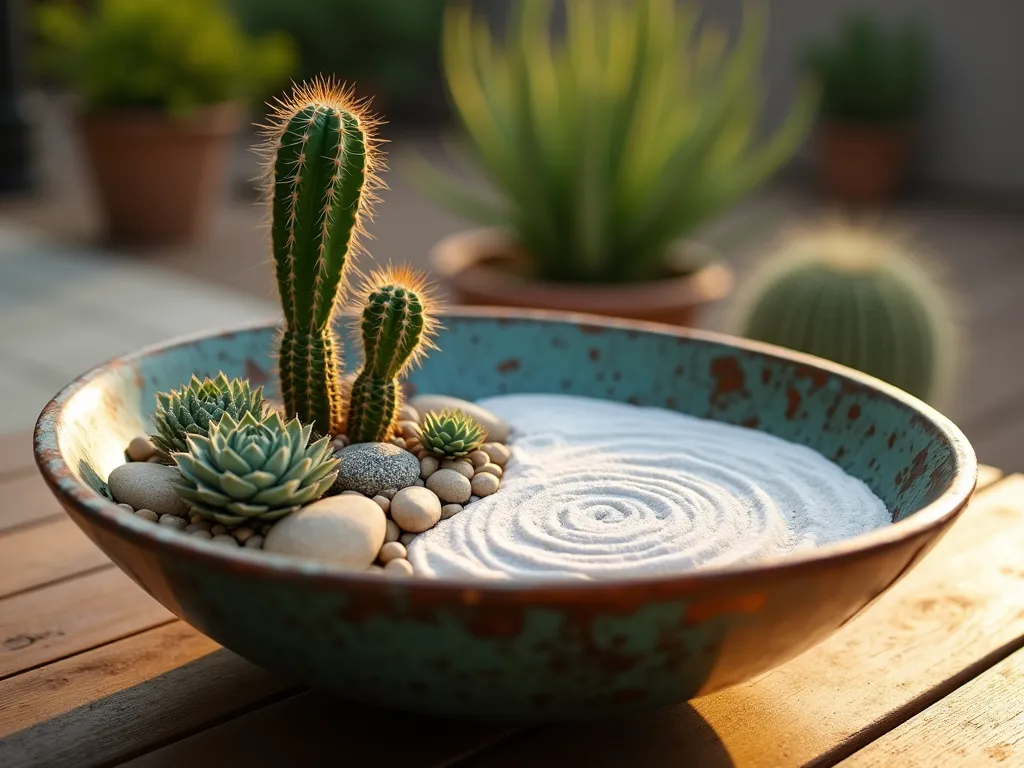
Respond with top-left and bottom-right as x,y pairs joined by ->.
346,269 -> 437,443
732,221 -> 958,403
263,79 -> 378,436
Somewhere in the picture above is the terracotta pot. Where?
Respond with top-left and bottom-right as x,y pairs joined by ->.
818,122 -> 913,205
431,228 -> 734,327
77,102 -> 242,245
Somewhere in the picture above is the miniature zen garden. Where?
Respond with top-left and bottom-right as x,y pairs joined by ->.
93,76 -> 915,582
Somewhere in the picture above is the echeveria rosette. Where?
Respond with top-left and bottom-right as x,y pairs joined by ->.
418,409 -> 487,457
151,372 -> 265,462
172,410 -> 339,526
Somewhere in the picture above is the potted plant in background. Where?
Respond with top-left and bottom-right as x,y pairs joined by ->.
33,0 -> 295,245
418,0 -> 816,327
802,12 -> 929,205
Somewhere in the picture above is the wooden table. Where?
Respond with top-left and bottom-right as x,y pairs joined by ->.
1,429 -> 1021,767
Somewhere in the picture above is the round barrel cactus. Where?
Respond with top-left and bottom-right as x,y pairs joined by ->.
733,223 -> 958,403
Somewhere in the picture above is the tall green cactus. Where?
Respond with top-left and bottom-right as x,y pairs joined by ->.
263,78 -> 379,436
346,269 -> 436,443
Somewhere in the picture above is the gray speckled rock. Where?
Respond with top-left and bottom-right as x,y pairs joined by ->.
108,463 -> 190,518
332,442 -> 420,498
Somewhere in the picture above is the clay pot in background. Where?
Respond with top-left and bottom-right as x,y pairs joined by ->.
818,122 -> 912,205
431,228 -> 734,328
77,102 -> 242,245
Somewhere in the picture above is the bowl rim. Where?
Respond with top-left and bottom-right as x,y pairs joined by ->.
33,306 -> 978,599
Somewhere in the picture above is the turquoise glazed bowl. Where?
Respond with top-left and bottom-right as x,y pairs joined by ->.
34,309 -> 976,721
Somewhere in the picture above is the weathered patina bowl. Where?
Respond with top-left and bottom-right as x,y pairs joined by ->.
34,309 -> 976,721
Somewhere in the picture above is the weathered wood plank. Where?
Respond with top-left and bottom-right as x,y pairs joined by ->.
976,464 -> 1003,491
0,567 -> 173,678
120,688 -> 517,768
841,646 -> 1024,766
0,472 -> 65,533
466,475 -> 1024,768
0,622 -> 298,768
0,517 -> 109,599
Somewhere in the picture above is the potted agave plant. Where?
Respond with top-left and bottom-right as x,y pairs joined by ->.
32,0 -> 295,244
801,12 -> 929,204
418,0 -> 816,326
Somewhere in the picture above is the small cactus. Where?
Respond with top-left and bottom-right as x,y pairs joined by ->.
345,268 -> 438,444
151,373 -> 265,462
732,221 -> 957,403
260,77 -> 381,436
419,410 -> 487,457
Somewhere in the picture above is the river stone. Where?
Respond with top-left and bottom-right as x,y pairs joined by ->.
264,495 -> 386,568
108,463 -> 190,518
425,468 -> 472,504
332,442 -> 420,497
391,486 -> 442,533
409,395 -> 510,443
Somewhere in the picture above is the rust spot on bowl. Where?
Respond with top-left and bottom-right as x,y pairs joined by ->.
794,364 -> 830,390
588,348 -> 601,362
848,404 -> 862,420
742,416 -> 760,429
785,387 -> 801,420
496,358 -> 521,374
865,425 -> 876,437
686,592 -> 765,623
710,356 -> 745,402
761,368 -> 773,384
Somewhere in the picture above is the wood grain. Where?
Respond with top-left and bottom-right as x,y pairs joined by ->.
0,472 -> 65,533
0,567 -> 173,679
0,622 -> 298,768
0,517 -> 109,598
841,647 -> 1024,766
466,475 -> 1024,768
121,687 -> 518,768
0,432 -> 36,482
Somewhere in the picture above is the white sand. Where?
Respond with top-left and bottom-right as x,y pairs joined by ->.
407,394 -> 891,581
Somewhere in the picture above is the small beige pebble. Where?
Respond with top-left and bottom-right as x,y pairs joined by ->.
185,521 -> 211,533
391,486 -> 442,533
477,462 -> 503,478
126,436 -> 157,462
210,524 -> 228,536
341,490 -> 365,497
385,519 -> 401,543
414,478 -> 425,486
211,534 -> 239,547
482,442 -> 511,466
117,502 -> 134,512
471,472 -> 500,497
372,495 -> 391,514
469,450 -> 489,469
441,503 -> 462,520
441,459 -> 474,479
420,456 -> 439,479
244,535 -> 264,549
135,508 -> 159,522
416,449 -> 430,460
147,455 -> 164,464
366,564 -> 385,573
159,514 -> 187,530
378,541 -> 407,563
332,436 -> 350,451
391,436 -> 407,449
190,513 -> 205,524
384,558 -> 414,576
379,488 -> 398,500
426,468 -> 472,504
191,530 -> 213,540
405,438 -> 422,452
398,420 -> 420,439
399,403 -> 420,423
399,532 -> 418,547
233,526 -> 255,543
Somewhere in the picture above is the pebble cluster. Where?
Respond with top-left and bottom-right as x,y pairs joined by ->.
107,396 -> 512,577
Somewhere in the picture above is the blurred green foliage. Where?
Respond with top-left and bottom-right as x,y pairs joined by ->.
802,12 -> 928,124
230,0 -> 445,113
421,0 -> 817,284
33,0 -> 297,116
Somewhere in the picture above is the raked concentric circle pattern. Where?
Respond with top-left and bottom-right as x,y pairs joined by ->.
407,395 -> 891,580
